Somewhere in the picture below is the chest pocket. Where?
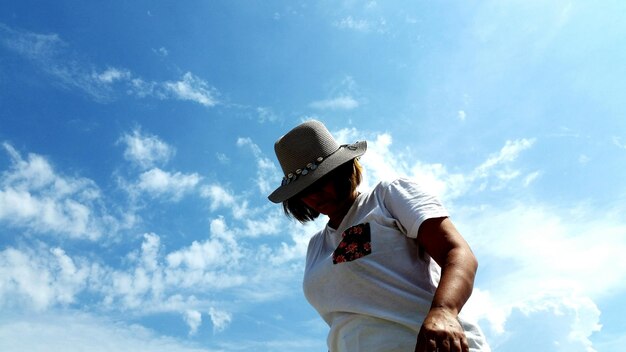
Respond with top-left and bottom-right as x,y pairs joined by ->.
333,223 -> 372,264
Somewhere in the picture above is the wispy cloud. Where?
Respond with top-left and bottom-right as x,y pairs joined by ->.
348,130 -> 538,200
0,23 -> 219,106
127,73 -> 219,107
309,96 -> 359,110
334,16 -> 387,33
0,23 -> 118,102
236,137 -> 280,195
335,16 -> 370,31
475,138 -> 535,176
256,106 -> 279,123
152,46 -> 169,57
613,136 -> 626,150
163,72 -> 219,107
0,23 -> 64,62
309,76 -> 362,111
93,67 -> 132,84
208,307 -> 232,332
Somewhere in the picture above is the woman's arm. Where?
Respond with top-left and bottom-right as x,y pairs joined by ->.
415,217 -> 478,352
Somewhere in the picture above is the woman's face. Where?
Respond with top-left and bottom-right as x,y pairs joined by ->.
298,177 -> 342,216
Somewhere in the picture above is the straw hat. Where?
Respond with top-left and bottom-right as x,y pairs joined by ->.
268,120 -> 367,203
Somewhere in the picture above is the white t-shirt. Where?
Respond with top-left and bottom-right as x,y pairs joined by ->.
303,178 -> 489,352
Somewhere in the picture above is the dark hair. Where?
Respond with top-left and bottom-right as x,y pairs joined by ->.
282,158 -> 363,223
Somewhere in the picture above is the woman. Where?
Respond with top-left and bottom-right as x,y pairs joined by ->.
268,120 -> 489,352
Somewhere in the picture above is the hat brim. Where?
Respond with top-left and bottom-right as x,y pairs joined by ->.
268,141 -> 367,203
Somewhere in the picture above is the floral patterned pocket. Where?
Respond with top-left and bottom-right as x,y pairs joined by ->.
333,223 -> 372,264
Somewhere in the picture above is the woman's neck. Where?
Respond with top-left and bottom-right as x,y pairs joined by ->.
327,191 -> 359,229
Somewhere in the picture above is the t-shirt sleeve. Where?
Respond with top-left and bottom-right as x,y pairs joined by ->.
381,178 -> 449,238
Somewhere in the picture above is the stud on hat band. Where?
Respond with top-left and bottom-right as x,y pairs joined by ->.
280,156 -> 324,186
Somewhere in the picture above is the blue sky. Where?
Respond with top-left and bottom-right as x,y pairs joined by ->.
1,1 -> 625,351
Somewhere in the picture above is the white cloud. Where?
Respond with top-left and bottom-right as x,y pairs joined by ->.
5,120 -> 622,351
200,184 -> 236,211
200,180 -> 288,238
268,217 -> 323,266
153,46 -> 169,57
472,204 -> 626,297
0,245 -> 94,310
365,1 -> 378,10
96,234 -> 170,311
333,128 -> 452,197
0,220 -> 297,328
98,230 -> 244,311
308,76 -> 361,112
309,96 -> 359,110
613,136 -> 626,150
237,137 -> 280,195
120,129 -> 175,169
237,209 -> 284,238
335,16 -> 371,31
236,137 -> 262,156
359,132 -> 402,182
334,16 -> 387,33
522,171 -> 541,186
93,67 -> 131,83
129,78 -> 159,98
491,294 -> 601,351
0,312 -> 216,352
215,152 -> 230,164
184,310 -> 202,335
330,127 -> 540,199
475,138 -> 535,177
164,72 -> 219,107
0,23 -> 119,102
0,143 -> 122,240
128,73 -> 220,107
365,135 -> 537,200
454,202 -> 626,348
137,168 -> 201,201
208,307 -> 232,332
0,23 -> 62,60
257,106 -> 279,123
0,177 -> 298,316
166,217 -> 240,270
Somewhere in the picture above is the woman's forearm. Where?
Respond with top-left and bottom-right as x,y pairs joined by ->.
430,245 -> 478,315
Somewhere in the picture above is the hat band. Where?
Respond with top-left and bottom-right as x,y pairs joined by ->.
280,156 -> 324,186
279,143 -> 360,187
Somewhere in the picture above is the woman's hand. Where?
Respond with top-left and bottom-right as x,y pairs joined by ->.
415,307 -> 469,352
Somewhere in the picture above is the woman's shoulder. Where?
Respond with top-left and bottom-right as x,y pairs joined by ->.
369,177 -> 421,194
365,177 -> 441,207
